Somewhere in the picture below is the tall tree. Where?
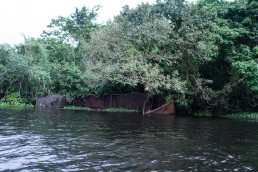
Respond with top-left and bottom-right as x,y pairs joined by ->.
196,0 -> 258,112
0,40 -> 51,102
42,6 -> 100,44
82,1 -> 216,110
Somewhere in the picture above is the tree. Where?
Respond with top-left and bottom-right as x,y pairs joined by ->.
41,6 -> 101,68
0,44 -> 15,94
0,44 -> 51,102
50,62 -> 89,101
196,0 -> 258,112
42,6 -> 100,44
155,0 -> 217,107
82,4 -> 185,95
82,1 -> 217,109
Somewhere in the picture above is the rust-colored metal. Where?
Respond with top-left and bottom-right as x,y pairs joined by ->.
73,93 -> 150,109
143,101 -> 175,115
72,93 -> 175,115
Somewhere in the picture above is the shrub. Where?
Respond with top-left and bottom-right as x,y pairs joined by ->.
4,92 -> 24,105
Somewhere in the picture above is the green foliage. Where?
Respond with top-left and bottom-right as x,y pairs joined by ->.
195,0 -> 258,113
42,38 -> 77,63
4,92 -> 23,105
93,82 -> 145,95
103,108 -> 139,113
0,102 -> 34,108
50,62 -> 89,101
64,106 -> 139,113
175,97 -> 190,107
82,3 -> 189,94
193,110 -> 213,117
0,6 -> 98,102
223,112 -> 258,120
233,60 -> 258,94
165,95 -> 174,102
0,44 -> 51,101
42,6 -> 100,43
0,44 -> 14,92
64,106 -> 92,111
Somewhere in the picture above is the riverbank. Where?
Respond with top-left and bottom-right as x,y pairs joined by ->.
222,112 -> 258,120
1,103 -> 257,119
193,110 -> 258,120
0,103 -> 34,109
64,106 -> 139,113
0,103 -> 139,113
1,103 -> 256,121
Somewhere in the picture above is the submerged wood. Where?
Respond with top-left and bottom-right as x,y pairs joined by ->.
36,95 -> 66,108
143,101 -> 175,115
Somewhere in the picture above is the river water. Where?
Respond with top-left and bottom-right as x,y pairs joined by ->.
0,108 -> 257,171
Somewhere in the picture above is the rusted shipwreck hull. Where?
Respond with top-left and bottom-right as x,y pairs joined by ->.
72,94 -> 151,109
73,94 -> 175,115
36,95 -> 66,108
143,101 -> 175,115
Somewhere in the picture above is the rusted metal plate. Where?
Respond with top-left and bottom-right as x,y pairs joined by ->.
71,93 -> 166,111
72,93 -> 165,110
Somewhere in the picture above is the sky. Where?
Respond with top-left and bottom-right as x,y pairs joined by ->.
0,0 -> 194,45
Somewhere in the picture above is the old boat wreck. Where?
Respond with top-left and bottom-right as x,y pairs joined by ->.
143,101 -> 175,115
36,93 -> 175,115
142,95 -> 175,115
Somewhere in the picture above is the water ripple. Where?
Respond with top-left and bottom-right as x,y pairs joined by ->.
0,109 -> 257,171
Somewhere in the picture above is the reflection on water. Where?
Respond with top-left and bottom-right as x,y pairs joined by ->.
0,108 -> 258,171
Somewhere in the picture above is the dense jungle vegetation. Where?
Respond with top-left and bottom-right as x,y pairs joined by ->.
0,0 -> 257,114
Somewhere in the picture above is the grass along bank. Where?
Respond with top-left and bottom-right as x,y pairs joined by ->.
222,112 -> 258,120
193,110 -> 258,121
193,110 -> 213,117
0,103 -> 139,113
64,106 -> 139,113
0,102 -> 34,109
